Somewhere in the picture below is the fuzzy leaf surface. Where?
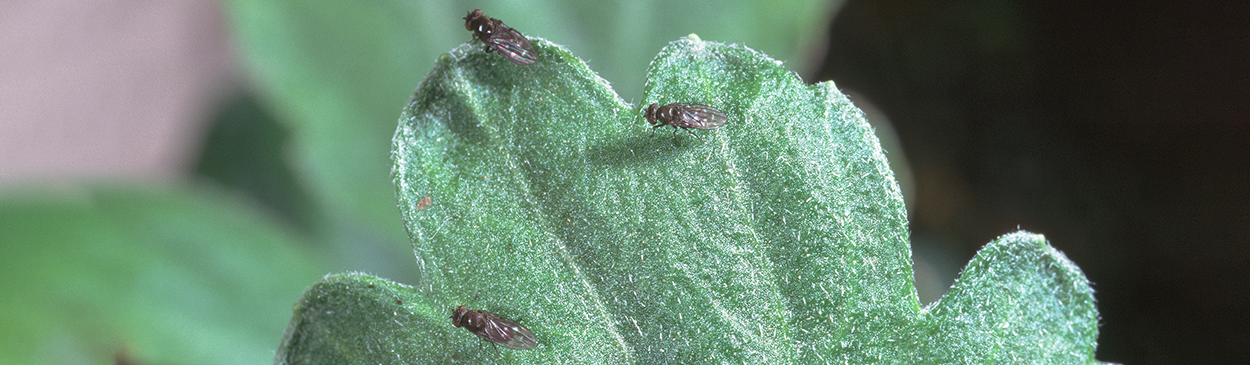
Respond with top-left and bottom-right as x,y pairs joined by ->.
276,35 -> 1104,364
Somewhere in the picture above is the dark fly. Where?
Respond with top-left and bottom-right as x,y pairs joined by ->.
450,306 -> 539,350
463,9 -> 537,65
645,103 -> 729,143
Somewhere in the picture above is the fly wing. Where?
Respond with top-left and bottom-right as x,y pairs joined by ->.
480,313 -> 539,350
673,104 -> 728,130
488,26 -> 537,65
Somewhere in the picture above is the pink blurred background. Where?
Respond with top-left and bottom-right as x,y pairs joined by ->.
1,0 -> 232,183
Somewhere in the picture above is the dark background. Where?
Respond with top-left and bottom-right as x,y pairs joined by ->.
816,1 -> 1249,363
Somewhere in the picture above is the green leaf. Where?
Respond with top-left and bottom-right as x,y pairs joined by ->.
277,36 -> 1103,363
217,1 -> 839,281
917,231 -> 1101,363
274,273 -> 437,364
0,186 -> 324,365
276,272 -> 521,364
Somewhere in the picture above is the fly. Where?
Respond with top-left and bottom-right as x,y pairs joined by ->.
450,306 -> 539,350
463,9 -> 537,65
645,102 -> 729,143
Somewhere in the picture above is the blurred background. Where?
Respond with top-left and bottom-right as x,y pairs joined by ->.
0,0 -> 1242,364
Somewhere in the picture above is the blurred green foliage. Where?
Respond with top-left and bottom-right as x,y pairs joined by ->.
0,186 -> 323,364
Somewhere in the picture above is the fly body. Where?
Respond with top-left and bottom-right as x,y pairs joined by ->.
645,102 -> 729,142
450,306 -> 538,350
463,9 -> 537,65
